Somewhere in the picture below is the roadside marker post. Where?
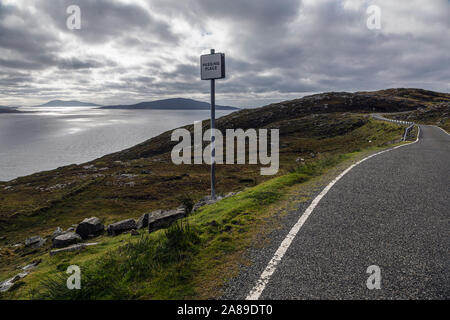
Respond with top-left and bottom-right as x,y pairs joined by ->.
200,49 -> 226,200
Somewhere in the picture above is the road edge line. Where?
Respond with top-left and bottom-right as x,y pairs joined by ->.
245,126 -> 421,300
431,125 -> 449,136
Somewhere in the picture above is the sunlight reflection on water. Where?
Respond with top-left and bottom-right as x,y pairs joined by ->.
0,106 -> 234,181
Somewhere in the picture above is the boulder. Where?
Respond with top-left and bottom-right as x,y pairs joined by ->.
24,236 -> 47,248
148,207 -> 186,233
137,210 -> 162,229
107,219 -> 137,236
76,217 -> 104,239
52,232 -> 82,248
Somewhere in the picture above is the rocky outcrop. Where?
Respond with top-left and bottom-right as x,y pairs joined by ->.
148,207 -> 186,233
76,217 -> 104,239
24,236 -> 47,248
107,219 -> 137,236
52,232 -> 82,248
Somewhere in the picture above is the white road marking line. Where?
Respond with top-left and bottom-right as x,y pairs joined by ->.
431,125 -> 449,136
246,125 -> 421,300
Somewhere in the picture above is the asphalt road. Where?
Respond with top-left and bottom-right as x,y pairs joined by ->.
225,125 -> 449,299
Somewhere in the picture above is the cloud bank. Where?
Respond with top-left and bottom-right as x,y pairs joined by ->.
0,0 -> 449,107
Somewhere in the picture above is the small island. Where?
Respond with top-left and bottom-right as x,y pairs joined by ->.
34,100 -> 101,107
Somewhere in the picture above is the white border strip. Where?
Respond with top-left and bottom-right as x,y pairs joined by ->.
246,126 -> 421,300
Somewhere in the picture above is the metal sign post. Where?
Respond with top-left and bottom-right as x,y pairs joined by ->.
200,49 -> 225,200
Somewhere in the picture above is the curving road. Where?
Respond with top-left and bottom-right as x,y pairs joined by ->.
227,125 -> 450,299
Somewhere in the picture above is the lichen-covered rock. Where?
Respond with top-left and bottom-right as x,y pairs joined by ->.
107,219 -> 137,236
76,217 -> 104,239
148,207 -> 186,233
52,232 -> 82,248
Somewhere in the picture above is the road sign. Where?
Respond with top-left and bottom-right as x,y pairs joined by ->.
200,52 -> 225,80
201,49 -> 226,200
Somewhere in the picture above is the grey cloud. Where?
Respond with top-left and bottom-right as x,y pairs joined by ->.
39,0 -> 179,44
0,0 -> 449,106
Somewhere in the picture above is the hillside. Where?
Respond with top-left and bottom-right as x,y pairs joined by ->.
101,98 -> 238,110
100,88 -> 448,161
0,88 -> 448,299
388,102 -> 450,132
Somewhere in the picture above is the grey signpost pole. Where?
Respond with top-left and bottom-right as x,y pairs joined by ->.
201,49 -> 224,200
210,49 -> 216,200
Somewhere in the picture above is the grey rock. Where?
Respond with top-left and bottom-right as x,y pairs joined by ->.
24,236 -> 47,248
137,210 -> 161,229
224,191 -> 240,198
148,207 -> 186,233
49,242 -> 98,256
52,232 -> 82,248
76,217 -> 104,239
137,213 -> 149,229
52,227 -> 64,239
0,272 -> 28,292
107,219 -> 137,236
192,196 -> 223,212
22,259 -> 41,271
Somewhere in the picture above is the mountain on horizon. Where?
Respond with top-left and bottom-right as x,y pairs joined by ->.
0,105 -> 21,113
36,100 -> 101,107
101,98 -> 238,110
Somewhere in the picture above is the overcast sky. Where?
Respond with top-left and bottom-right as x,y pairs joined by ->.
0,0 -> 449,107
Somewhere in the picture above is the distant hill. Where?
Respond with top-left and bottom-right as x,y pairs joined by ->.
0,106 -> 21,113
101,98 -> 238,110
36,100 -> 101,107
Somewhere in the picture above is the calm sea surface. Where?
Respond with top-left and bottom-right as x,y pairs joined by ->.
0,106 -> 233,181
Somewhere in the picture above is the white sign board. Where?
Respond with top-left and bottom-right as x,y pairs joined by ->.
200,53 -> 225,80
